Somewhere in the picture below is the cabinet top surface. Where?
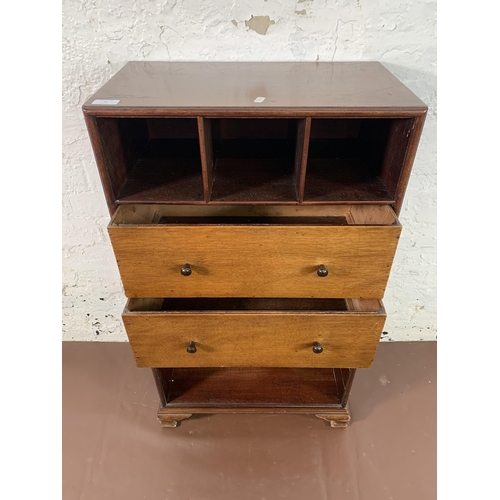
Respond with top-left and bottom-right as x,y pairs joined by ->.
83,62 -> 426,115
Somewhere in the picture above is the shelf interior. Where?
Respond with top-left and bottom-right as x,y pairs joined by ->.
94,117 -> 205,204
90,115 -> 415,207
208,118 -> 299,202
157,367 -> 353,408
118,138 -> 204,203
303,118 -> 395,203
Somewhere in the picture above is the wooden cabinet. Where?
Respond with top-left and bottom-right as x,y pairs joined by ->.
83,62 -> 427,428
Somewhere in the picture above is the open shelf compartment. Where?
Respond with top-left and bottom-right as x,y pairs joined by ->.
90,117 -> 205,204
302,117 -> 414,204
86,113 -> 419,210
202,118 -> 305,203
155,367 -> 355,410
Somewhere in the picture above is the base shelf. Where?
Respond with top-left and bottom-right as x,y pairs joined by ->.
156,367 -> 354,411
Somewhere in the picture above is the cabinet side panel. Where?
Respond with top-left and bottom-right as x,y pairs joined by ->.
379,118 -> 414,204
340,368 -> 357,407
151,368 -> 168,407
84,115 -> 149,214
83,113 -> 118,215
392,113 -> 427,215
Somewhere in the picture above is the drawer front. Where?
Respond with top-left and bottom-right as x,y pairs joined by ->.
122,301 -> 386,369
109,225 -> 401,298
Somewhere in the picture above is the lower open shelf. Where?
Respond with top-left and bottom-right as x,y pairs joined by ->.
155,367 -> 354,410
154,367 -> 355,428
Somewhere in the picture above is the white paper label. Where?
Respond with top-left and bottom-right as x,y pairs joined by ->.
253,97 -> 266,103
92,99 -> 120,105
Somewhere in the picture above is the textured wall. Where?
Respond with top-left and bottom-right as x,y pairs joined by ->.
62,0 -> 436,341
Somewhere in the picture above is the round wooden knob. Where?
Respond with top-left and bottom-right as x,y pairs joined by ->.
313,342 -> 323,354
181,263 -> 192,276
186,341 -> 197,354
317,264 -> 328,277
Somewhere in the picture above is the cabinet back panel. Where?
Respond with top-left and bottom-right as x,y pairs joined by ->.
146,117 -> 199,139
218,118 -> 289,139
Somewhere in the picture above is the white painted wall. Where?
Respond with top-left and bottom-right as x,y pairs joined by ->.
62,0 -> 436,341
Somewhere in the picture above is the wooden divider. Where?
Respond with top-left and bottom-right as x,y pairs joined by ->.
294,117 -> 312,203
197,117 -> 214,202
197,116 -> 312,204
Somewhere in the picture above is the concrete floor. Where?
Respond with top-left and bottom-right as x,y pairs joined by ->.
63,341 -> 436,500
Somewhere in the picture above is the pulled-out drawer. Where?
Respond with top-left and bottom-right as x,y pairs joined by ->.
109,204 -> 401,299
122,297 -> 386,369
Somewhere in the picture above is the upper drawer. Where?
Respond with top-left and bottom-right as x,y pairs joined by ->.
108,204 -> 401,299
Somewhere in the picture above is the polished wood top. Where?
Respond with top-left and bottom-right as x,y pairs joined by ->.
83,62 -> 427,117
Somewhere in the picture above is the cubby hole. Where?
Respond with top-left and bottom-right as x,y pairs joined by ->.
93,117 -> 204,204
207,118 -> 300,202
303,118 -> 413,203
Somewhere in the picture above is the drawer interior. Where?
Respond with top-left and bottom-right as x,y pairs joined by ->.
111,203 -> 399,226
125,297 -> 383,314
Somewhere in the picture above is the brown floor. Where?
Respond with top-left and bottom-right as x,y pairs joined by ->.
63,341 -> 436,500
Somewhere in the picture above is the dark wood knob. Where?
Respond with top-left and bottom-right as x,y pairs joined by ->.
186,341 -> 197,354
181,263 -> 192,276
313,342 -> 323,354
317,264 -> 328,277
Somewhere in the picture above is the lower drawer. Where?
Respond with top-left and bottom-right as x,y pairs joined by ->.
122,298 -> 386,369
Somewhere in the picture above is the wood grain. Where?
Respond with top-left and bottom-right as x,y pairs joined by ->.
379,118 -> 413,204
294,117 -> 311,202
83,115 -> 150,215
392,113 -> 427,215
109,220 -> 401,299
110,203 -> 398,223
197,117 -> 214,202
122,300 -> 386,368
83,114 -> 117,215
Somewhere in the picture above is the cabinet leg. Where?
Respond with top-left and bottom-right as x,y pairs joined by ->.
157,413 -> 193,428
315,408 -> 350,428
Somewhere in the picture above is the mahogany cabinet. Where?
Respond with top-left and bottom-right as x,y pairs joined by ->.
83,62 -> 426,428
